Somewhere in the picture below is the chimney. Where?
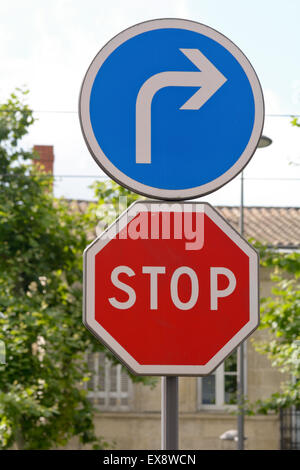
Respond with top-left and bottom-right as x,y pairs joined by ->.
33,145 -> 54,174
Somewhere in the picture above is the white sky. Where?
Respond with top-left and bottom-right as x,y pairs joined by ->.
1,0 -> 300,206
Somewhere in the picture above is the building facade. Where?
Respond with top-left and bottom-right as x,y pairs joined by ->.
35,146 -> 300,450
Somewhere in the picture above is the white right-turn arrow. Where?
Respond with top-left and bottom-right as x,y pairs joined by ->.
136,48 -> 227,164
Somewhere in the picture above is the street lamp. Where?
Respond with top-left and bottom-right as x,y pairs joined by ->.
237,134 -> 272,450
258,135 -> 273,148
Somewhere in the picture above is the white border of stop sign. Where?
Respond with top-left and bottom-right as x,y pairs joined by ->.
83,201 -> 259,376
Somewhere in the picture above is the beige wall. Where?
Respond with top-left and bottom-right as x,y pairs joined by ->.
93,411 -> 279,450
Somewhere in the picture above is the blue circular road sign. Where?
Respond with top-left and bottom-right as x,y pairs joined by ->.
79,19 -> 264,200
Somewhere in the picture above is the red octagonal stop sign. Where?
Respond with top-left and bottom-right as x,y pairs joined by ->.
83,201 -> 259,375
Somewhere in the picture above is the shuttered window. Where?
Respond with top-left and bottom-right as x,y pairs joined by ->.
86,352 -> 132,411
197,350 -> 239,409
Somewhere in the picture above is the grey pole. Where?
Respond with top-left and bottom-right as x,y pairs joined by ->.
161,376 -> 179,450
237,171 -> 245,450
237,135 -> 272,450
236,136 -> 272,449
240,171 -> 244,237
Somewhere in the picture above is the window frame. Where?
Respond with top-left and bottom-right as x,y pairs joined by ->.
197,346 -> 246,411
86,352 -> 133,412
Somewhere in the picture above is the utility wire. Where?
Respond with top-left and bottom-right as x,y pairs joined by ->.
0,109 -> 300,117
1,174 -> 300,181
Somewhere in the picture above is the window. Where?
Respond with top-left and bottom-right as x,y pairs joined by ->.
280,407 -> 300,449
198,350 -> 239,409
0,340 -> 5,364
86,352 -> 132,411
281,377 -> 300,449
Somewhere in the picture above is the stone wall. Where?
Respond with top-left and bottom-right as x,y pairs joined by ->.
92,411 -> 279,450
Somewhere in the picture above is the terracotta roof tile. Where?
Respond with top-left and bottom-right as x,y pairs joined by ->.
69,200 -> 300,249
216,206 -> 300,248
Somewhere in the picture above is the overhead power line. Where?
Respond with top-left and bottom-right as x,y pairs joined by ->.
0,109 -> 300,117
1,174 -> 300,181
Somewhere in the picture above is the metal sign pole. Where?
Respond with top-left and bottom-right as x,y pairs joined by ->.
161,376 -> 179,450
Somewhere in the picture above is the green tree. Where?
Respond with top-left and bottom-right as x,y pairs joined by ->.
87,179 -> 141,230
249,245 -> 300,413
0,90 -> 151,449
